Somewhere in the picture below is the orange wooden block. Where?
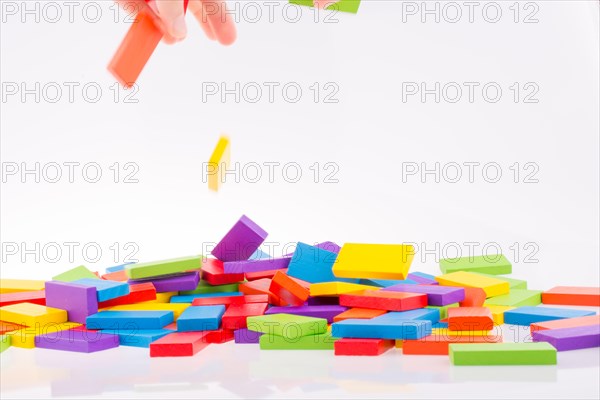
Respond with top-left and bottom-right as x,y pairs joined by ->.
333,308 -> 387,322
245,269 -> 285,281
238,279 -> 280,305
542,286 -> 600,307
448,307 -> 494,331
269,271 -> 310,306
459,287 -> 486,307
530,314 -> 600,333
101,270 -> 129,282
403,334 -> 503,355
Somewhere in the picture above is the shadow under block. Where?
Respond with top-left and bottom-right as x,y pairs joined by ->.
332,243 -> 415,280
259,331 -> 335,350
71,278 -> 129,302
532,325 -> 600,351
269,271 -> 309,306
484,289 -> 542,307
8,322 -> 81,349
530,315 -> 600,332
105,303 -> 190,319
265,305 -> 347,323
331,318 -> 432,340
207,135 -> 231,192
287,242 -> 344,284
440,254 -> 512,275
0,303 -> 67,327
403,334 -> 503,355
126,256 -> 202,280
52,265 -> 99,282
0,335 -> 10,353
212,215 -> 268,262
449,342 -> 557,365
542,286 -> 600,307
435,271 -> 510,298
86,310 -> 174,330
333,308 -> 387,322
149,332 -> 210,357
0,291 -> 46,307
334,338 -> 394,356
448,307 -> 494,331
247,314 -> 327,338
503,306 -> 596,326
100,328 -> 173,348
176,305 -> 226,331
202,258 -> 244,285
339,290 -> 427,312
221,303 -> 268,329
382,284 -> 465,306
0,280 -> 46,294
45,281 -> 98,324
98,282 -> 157,308
35,329 -> 119,353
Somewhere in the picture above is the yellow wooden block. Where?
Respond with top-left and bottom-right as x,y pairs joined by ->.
332,243 -> 415,280
105,303 -> 190,320
309,282 -> 379,297
144,292 -> 177,303
0,303 -> 67,327
431,328 -> 495,337
435,271 -> 509,298
0,279 -> 46,294
207,135 -> 230,192
486,305 -> 515,325
7,322 -> 80,349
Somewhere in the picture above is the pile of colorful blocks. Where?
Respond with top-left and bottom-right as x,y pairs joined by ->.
1,215 -> 598,365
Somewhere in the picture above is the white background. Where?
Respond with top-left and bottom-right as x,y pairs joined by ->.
1,1 -> 599,398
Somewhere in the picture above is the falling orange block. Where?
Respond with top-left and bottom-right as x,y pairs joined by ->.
542,286 -> 600,307
403,334 -> 503,355
333,308 -> 387,322
448,307 -> 494,331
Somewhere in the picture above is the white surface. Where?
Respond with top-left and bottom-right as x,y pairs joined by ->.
1,0 -> 599,398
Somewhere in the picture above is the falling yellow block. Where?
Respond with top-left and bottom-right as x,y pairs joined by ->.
7,322 -> 81,349
332,243 -> 415,280
0,303 -> 68,327
486,305 -> 515,325
309,282 -> 379,297
0,279 -> 46,294
104,303 -> 190,320
207,135 -> 231,192
435,271 -> 510,298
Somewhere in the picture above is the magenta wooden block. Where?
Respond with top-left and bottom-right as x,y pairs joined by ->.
382,284 -> 464,306
130,272 -> 199,293
45,281 -> 98,324
234,328 -> 263,344
407,272 -> 439,285
265,305 -> 347,323
35,329 -> 119,353
212,215 -> 268,262
223,257 -> 291,274
532,325 -> 600,351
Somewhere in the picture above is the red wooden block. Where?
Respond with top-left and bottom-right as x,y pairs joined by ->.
459,287 -> 486,307
334,338 -> 394,356
269,271 -> 310,306
98,282 -> 156,308
333,308 -> 387,322
542,286 -> 600,307
239,279 -> 280,304
245,269 -> 286,281
203,328 -> 235,344
339,290 -> 427,311
447,307 -> 494,331
191,294 -> 268,307
149,331 -> 209,357
0,320 -> 27,335
202,258 -> 245,285
403,334 -> 503,355
101,270 -> 129,282
221,303 -> 269,330
0,290 -> 46,307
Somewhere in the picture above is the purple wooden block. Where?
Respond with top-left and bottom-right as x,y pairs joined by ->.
382,284 -> 464,306
45,281 -> 98,324
234,328 -> 263,344
407,272 -> 439,285
212,215 -> 268,262
35,329 -> 119,353
130,272 -> 199,293
532,325 -> 600,351
265,305 -> 347,323
223,257 -> 291,274
307,296 -> 340,306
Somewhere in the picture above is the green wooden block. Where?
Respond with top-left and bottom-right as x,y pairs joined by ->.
259,331 -> 335,350
126,256 -> 202,280
179,280 -> 239,295
440,254 -> 512,275
247,314 -> 327,338
426,302 -> 459,319
0,335 -> 11,353
484,289 -> 542,307
449,342 -> 557,365
472,272 -> 527,290
52,265 -> 99,282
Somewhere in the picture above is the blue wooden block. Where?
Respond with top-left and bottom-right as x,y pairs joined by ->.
100,329 -> 172,348
72,278 -> 129,302
287,242 -> 357,284
331,318 -> 431,340
360,278 -> 418,287
372,308 -> 440,324
86,310 -> 174,329
504,306 -> 596,326
432,322 -> 449,329
249,249 -> 271,260
170,292 -> 243,303
105,262 -> 134,273
177,305 -> 226,331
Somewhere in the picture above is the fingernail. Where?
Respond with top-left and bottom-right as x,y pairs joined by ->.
172,15 -> 187,40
